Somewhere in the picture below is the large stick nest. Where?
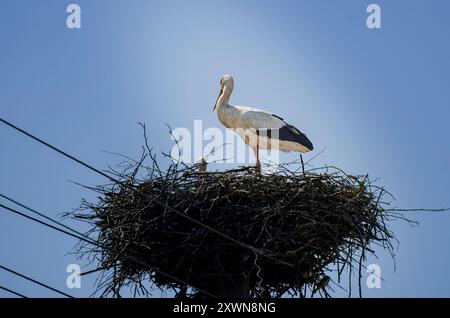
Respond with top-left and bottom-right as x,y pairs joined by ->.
70,145 -> 404,298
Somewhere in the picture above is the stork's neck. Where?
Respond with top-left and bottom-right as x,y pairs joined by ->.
216,85 -> 233,112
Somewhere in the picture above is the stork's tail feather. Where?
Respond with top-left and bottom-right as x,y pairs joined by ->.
279,124 -> 314,151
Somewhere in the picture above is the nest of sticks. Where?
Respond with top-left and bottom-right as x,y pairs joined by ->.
70,140 -> 405,298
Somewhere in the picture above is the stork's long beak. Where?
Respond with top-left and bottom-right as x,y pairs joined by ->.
213,88 -> 223,111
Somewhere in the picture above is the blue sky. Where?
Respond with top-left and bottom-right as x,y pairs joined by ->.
1,0 -> 450,297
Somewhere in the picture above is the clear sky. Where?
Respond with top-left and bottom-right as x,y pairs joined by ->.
1,0 -> 450,297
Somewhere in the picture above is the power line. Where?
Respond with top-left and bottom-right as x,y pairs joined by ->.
0,117 -> 295,268
0,118 -> 114,183
0,203 -> 94,245
0,202 -> 217,298
0,285 -> 28,298
0,264 -> 73,298
0,193 -> 208,296
0,193 -> 95,244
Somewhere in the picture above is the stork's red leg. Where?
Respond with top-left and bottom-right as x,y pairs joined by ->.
253,131 -> 261,172
256,144 -> 260,167
253,145 -> 261,172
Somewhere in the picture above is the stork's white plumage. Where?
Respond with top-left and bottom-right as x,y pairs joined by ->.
213,74 -> 313,169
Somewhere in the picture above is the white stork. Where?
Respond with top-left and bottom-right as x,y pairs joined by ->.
213,74 -> 313,169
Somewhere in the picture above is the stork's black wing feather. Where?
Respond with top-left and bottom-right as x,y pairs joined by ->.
278,124 -> 314,151
268,113 -> 313,151
271,113 -> 284,121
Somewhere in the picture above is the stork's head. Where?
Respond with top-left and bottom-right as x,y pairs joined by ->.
220,74 -> 234,88
214,74 -> 234,111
